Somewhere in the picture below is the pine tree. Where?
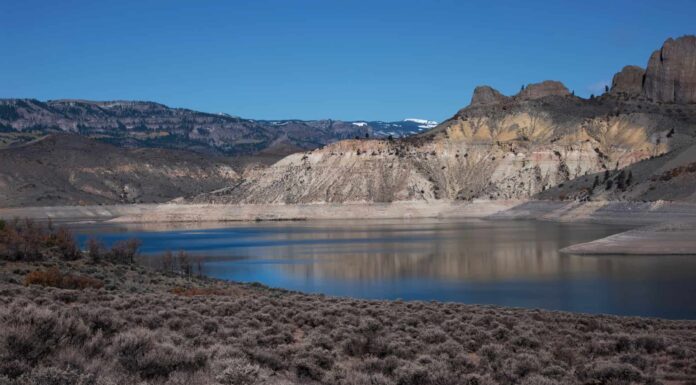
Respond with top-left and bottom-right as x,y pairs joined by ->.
616,170 -> 626,191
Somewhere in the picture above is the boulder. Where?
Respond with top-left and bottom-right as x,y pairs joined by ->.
470,86 -> 510,106
610,65 -> 645,96
643,35 -> 696,104
517,80 -> 571,100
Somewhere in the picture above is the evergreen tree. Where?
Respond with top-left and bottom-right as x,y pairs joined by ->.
616,170 -> 626,191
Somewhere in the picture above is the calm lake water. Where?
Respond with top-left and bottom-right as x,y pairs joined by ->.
72,219 -> 696,319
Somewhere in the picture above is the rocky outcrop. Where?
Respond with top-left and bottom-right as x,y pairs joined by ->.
516,81 -> 571,100
610,65 -> 645,96
470,86 -> 510,106
643,35 -> 696,104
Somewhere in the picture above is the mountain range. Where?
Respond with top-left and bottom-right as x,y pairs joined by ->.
0,98 -> 435,160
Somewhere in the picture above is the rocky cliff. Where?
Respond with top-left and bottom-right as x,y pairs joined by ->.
643,35 -> 696,104
517,81 -> 571,100
610,65 -> 645,97
192,37 -> 696,205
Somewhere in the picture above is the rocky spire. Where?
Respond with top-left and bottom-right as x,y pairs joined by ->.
642,35 -> 696,104
609,65 -> 645,97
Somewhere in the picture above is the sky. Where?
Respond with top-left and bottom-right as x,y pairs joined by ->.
1,0 -> 694,121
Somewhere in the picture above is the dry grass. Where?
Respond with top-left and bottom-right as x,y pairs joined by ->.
0,221 -> 695,385
169,286 -> 230,297
0,258 -> 695,385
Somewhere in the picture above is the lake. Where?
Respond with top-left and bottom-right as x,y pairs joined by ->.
72,219 -> 696,319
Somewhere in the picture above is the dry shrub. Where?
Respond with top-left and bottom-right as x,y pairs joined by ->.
170,286 -> 228,297
24,268 -> 103,290
108,239 -> 141,264
113,328 -> 206,379
46,227 -> 80,261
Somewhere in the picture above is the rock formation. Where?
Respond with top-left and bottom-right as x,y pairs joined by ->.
643,35 -> 696,104
516,81 -> 571,100
470,86 -> 510,106
191,94 -> 686,204
610,65 -> 645,96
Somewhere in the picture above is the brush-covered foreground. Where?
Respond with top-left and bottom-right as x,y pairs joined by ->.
1,222 -> 695,385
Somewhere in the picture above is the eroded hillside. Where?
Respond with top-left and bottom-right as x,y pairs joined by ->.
0,134 -> 239,207
193,93 -> 693,204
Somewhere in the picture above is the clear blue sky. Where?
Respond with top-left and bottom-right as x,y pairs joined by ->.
1,0 -> 694,121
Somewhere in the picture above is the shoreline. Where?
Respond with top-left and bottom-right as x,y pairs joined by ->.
4,199 -> 696,224
4,200 -> 696,255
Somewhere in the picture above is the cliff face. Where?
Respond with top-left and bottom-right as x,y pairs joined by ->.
470,86 -> 510,106
643,35 -> 696,104
610,65 -> 645,97
192,95 -> 690,204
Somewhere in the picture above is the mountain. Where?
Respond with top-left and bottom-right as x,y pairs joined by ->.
0,99 -> 433,160
191,35 -> 696,205
0,134 -> 239,207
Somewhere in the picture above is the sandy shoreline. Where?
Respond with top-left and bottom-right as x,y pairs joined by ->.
3,200 -> 696,255
561,222 -> 696,255
0,200 -> 525,223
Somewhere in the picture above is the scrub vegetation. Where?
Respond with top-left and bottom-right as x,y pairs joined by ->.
1,219 -> 695,385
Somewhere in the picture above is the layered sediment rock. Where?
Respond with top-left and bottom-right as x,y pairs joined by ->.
192,95 -> 679,204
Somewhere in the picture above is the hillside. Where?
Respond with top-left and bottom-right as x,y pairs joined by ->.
191,36 -> 696,205
0,98 -> 433,159
0,134 -> 239,207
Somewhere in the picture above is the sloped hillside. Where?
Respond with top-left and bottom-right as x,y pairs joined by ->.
192,92 -> 691,204
0,134 -> 239,207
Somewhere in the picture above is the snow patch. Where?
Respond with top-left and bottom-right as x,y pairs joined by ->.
352,122 -> 368,127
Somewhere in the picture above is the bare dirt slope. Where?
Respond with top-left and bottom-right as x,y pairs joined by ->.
191,94 -> 691,204
0,134 -> 239,207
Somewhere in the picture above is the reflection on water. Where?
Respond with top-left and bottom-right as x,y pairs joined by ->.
72,219 -> 696,319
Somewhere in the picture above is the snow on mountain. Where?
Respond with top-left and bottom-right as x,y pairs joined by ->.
404,118 -> 437,125
404,118 -> 438,129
